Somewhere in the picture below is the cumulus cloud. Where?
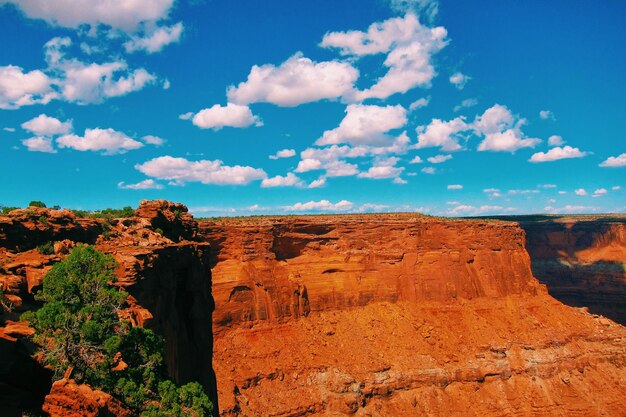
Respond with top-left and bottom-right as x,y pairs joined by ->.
308,177 -> 327,188
227,53 -> 358,107
21,114 -> 72,136
483,188 -> 502,198
575,188 -> 587,196
136,156 -> 267,185
357,157 -> 404,180
316,104 -> 407,146
409,155 -> 423,163
599,153 -> 626,167
124,22 -> 183,53
427,154 -> 452,164
283,199 -> 353,212
321,14 -> 448,100
117,179 -> 163,190
409,96 -> 429,111
141,135 -> 165,146
190,103 -> 262,130
447,184 -> 462,190
22,136 -> 56,153
44,37 -> 156,104
449,72 -> 470,89
453,98 -> 477,112
57,128 -> 144,154
261,173 -> 304,188
612,186 -> 621,191
592,188 -> 607,198
529,146 -> 587,163
447,204 -> 512,216
269,149 -> 296,160
421,166 -> 435,174
387,0 -> 439,22
414,117 -> 468,151
539,110 -> 555,120
1,0 -> 175,32
543,205 -> 596,214
547,135 -> 564,146
0,65 -> 56,109
475,104 -> 541,152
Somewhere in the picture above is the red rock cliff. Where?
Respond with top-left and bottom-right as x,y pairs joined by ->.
200,214 -> 626,417
0,201 -> 217,415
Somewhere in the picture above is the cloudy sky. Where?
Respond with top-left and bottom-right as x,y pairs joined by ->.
0,0 -> 624,216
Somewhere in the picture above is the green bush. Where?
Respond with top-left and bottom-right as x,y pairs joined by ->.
22,245 -> 213,415
28,201 -> 47,208
1,206 -> 19,214
36,241 -> 55,255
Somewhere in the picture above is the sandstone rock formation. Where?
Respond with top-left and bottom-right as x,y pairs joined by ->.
0,200 -> 217,415
516,215 -> 626,325
199,214 -> 626,416
42,379 -> 133,417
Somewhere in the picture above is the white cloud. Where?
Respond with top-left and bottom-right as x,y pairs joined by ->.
387,0 -> 439,23
558,191 -> 567,195
529,146 -> 587,163
475,104 -> 541,152
190,103 -> 262,130
548,135 -> 564,146
321,14 -> 448,100
409,155 -> 423,163
21,114 -> 72,136
124,22 -> 183,54
136,156 -> 267,185
415,117 -> 468,151
22,136 -> 56,153
269,149 -> 296,160
427,154 -> 452,164
117,179 -> 163,190
599,153 -> 626,167
393,177 -> 407,184
0,65 -> 56,109
3,127 -> 15,132
308,178 -> 327,188
449,72 -> 470,89
283,199 -> 353,212
316,104 -> 407,146
141,135 -> 165,146
44,37 -> 156,104
409,96 -> 429,111
575,188 -> 587,196
1,0 -> 174,32
261,173 -> 304,188
57,128 -> 144,154
544,205 -> 596,214
357,157 -> 404,180
227,53 -> 358,107
539,110 -> 555,120
540,184 -> 557,188
592,188 -> 607,198
447,184 -> 463,190
421,166 -> 435,174
612,186 -> 621,191
508,189 -> 539,195
483,188 -> 502,198
447,204 -> 512,216
178,112 -> 193,120
453,98 -> 478,112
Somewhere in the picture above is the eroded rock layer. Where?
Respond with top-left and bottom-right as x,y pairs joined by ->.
199,215 -> 626,417
0,201 -> 217,415
516,216 -> 626,325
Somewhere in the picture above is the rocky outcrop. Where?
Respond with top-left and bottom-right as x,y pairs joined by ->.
513,216 -> 626,325
0,207 -> 101,252
200,215 -> 626,416
43,379 -> 133,417
0,200 -> 217,415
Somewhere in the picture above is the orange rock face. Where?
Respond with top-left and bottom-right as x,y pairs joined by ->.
42,379 -> 133,417
199,215 -> 626,416
516,216 -> 626,325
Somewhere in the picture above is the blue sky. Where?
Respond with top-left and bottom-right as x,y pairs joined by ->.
0,0 -> 624,216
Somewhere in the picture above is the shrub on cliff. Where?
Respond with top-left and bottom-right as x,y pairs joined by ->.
23,245 -> 213,416
28,200 -> 47,208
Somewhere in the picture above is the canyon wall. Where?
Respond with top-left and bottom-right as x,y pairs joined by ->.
200,215 -> 626,417
515,216 -> 626,325
0,201 -> 217,415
